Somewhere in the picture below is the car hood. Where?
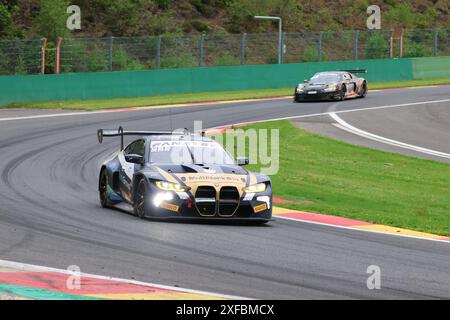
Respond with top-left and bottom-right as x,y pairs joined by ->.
155,163 -> 248,175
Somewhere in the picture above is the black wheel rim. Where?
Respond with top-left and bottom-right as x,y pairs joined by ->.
136,182 -> 146,218
99,173 -> 107,206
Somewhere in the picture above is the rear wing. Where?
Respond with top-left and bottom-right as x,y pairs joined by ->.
97,126 -> 190,150
342,69 -> 368,74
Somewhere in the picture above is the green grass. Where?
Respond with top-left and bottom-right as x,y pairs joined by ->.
5,77 -> 450,111
237,120 -> 450,236
5,88 -> 291,111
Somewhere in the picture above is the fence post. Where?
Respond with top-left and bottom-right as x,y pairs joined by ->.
354,30 -> 359,60
156,35 -> 161,69
281,32 -> 286,64
40,37 -> 47,75
240,33 -> 246,65
388,30 -> 393,58
108,36 -> 114,71
199,33 -> 205,67
55,37 -> 62,74
318,32 -> 323,61
433,29 -> 438,56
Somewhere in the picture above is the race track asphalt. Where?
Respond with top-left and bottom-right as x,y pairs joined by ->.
0,85 -> 449,299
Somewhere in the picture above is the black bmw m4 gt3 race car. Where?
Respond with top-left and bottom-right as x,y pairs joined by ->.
294,70 -> 368,102
97,127 -> 272,223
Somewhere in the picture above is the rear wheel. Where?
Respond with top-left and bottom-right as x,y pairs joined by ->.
134,179 -> 147,219
99,170 -> 110,208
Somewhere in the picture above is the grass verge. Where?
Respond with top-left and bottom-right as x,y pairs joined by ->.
4,77 -> 450,111
236,120 -> 450,236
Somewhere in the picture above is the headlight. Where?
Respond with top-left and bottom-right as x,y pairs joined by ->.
153,192 -> 173,207
155,181 -> 190,192
243,183 -> 266,193
324,84 -> 338,92
296,85 -> 304,93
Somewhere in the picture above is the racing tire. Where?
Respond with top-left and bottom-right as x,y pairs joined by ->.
99,170 -> 111,208
338,85 -> 346,101
134,179 -> 148,219
359,81 -> 368,98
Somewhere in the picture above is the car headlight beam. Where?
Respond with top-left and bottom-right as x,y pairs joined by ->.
153,192 -> 174,207
243,183 -> 266,193
324,84 -> 338,92
155,181 -> 189,192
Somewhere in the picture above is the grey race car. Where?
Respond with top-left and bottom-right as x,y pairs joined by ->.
97,127 -> 272,223
294,70 -> 368,102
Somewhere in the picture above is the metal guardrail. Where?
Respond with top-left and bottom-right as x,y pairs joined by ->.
0,29 -> 449,75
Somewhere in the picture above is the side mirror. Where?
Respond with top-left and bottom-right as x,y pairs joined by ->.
237,157 -> 249,166
303,79 -> 308,83
125,154 -> 144,164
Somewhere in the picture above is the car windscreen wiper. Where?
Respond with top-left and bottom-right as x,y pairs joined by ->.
185,144 -> 204,166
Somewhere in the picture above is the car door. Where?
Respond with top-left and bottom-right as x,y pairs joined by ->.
119,139 -> 145,202
343,73 -> 357,94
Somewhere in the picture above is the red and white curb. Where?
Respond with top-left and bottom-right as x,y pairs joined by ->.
0,259 -> 249,300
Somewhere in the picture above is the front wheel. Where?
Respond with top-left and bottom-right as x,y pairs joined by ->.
359,82 -> 368,98
99,170 -> 110,208
134,179 -> 148,219
338,85 -> 346,101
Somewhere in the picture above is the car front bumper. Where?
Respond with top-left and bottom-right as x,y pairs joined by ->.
146,188 -> 273,221
294,90 -> 340,101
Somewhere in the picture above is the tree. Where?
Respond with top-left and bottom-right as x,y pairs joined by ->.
0,3 -> 13,36
36,0 -> 69,39
365,32 -> 388,59
384,3 -> 417,29
225,0 -> 278,33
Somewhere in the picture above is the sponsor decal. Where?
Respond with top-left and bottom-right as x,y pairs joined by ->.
184,174 -> 245,183
150,140 -> 217,152
253,203 -> 268,213
160,202 -> 179,213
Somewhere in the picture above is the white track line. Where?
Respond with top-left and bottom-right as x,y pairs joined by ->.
205,98 -> 450,130
1,97 -> 450,123
274,215 -> 449,244
0,259 -> 249,300
0,97 -> 290,122
0,111 -> 104,122
330,112 -> 450,160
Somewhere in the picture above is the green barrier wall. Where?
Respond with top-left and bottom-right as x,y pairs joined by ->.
412,56 -> 450,80
0,57 -> 423,106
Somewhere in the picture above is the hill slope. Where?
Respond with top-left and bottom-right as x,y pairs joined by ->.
0,0 -> 449,39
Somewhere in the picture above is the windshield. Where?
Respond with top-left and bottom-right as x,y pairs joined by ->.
149,140 -> 235,165
309,73 -> 340,83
